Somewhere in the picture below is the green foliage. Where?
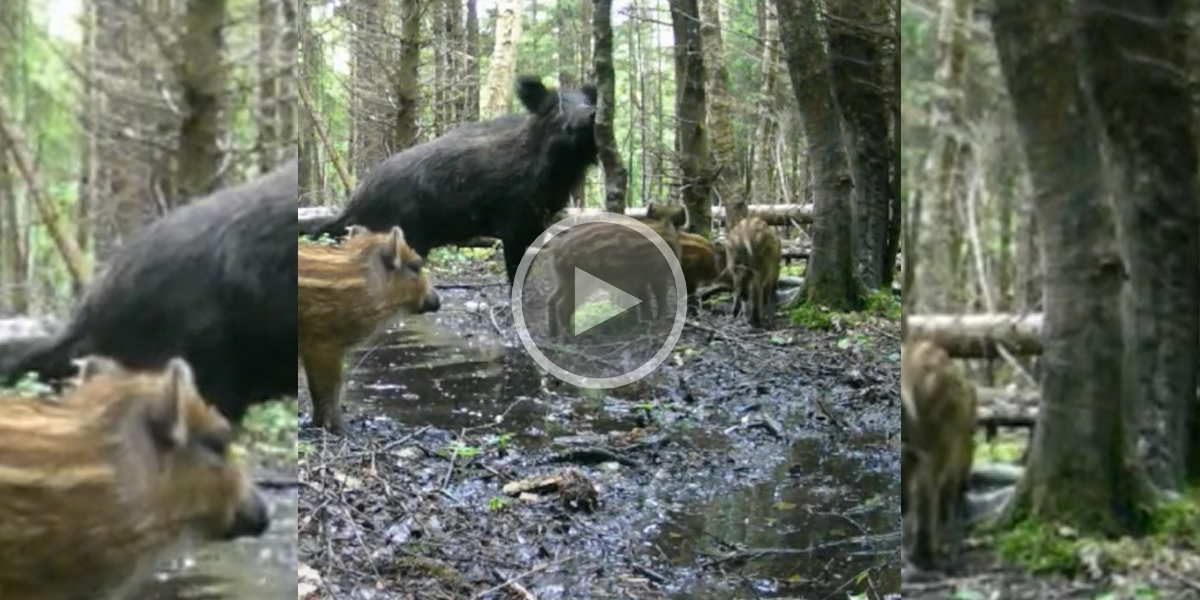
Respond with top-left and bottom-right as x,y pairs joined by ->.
863,291 -> 900,320
995,494 -> 1200,579
995,519 -> 1086,574
241,398 -> 300,446
299,233 -> 338,246
789,303 -> 835,330
487,496 -> 512,512
975,436 -> 1025,463
1149,493 -> 1200,551
0,371 -> 54,398
426,245 -> 501,277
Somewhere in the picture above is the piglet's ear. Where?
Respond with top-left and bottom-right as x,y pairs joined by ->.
75,355 -> 125,383
382,227 -> 405,270
146,358 -> 195,450
516,75 -> 550,113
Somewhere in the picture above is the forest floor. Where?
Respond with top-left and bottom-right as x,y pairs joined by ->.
297,251 -> 901,600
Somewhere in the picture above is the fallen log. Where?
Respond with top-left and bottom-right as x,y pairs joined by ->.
977,387 -> 1039,407
298,203 -> 812,234
0,317 -> 59,344
906,313 -> 1043,358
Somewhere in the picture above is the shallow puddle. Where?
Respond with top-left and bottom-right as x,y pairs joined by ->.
343,314 -> 656,440
653,436 -> 900,598
330,309 -> 899,597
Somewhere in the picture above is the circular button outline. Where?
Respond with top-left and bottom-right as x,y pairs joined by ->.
511,211 -> 688,389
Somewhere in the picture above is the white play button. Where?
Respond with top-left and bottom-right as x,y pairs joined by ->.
511,211 -> 687,390
572,267 -> 643,336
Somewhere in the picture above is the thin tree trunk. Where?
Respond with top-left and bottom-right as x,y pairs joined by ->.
668,0 -> 712,236
481,0 -> 523,118
593,0 -> 626,214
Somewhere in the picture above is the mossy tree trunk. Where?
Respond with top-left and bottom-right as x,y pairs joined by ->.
993,0 -> 1147,533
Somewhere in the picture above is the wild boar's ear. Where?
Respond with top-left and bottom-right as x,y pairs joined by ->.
75,355 -> 124,383
670,205 -> 688,228
148,357 -> 195,449
516,75 -> 550,113
381,227 -> 404,270
644,203 -> 661,221
581,83 -> 598,107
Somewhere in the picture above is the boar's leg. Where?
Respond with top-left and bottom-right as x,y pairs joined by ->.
548,282 -> 575,339
302,346 -> 347,435
500,225 -> 543,286
910,464 -> 941,570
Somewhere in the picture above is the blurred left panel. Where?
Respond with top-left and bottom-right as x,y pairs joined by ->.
0,0 -> 297,598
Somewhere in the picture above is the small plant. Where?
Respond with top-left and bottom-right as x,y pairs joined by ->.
242,399 -> 299,444
487,497 -> 512,512
863,290 -> 900,320
494,433 -> 515,450
790,303 -> 835,330
3,372 -> 54,398
444,442 -> 481,460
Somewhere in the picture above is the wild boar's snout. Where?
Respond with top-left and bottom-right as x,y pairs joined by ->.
225,484 -> 271,540
422,289 -> 441,314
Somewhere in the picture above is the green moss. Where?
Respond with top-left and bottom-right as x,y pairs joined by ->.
863,290 -> 901,320
995,518 -> 1086,574
789,303 -> 835,330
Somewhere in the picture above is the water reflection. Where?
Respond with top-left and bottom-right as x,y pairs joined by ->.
652,436 -> 900,598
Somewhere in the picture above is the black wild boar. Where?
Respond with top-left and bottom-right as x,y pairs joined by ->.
300,75 -> 599,286
0,161 -> 298,425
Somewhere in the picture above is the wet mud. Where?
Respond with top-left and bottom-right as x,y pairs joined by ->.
299,261 -> 901,599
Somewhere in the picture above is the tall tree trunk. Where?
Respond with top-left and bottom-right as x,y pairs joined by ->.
993,0 -> 1146,533
701,0 -> 742,230
280,0 -> 297,159
912,0 -> 971,313
464,0 -> 480,121
578,0 -> 593,81
593,0 -> 627,215
557,0 -> 586,208
481,0 -> 523,118
826,0 -> 890,291
0,0 -> 26,311
1075,0 -> 1199,488
298,0 -> 321,198
886,32 -> 901,291
668,0 -> 712,237
776,0 -> 860,310
77,0 -> 97,265
177,0 -> 228,199
752,0 -> 778,208
351,0 -> 383,174
258,0 -> 280,172
392,0 -> 422,150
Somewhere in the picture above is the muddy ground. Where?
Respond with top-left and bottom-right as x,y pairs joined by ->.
298,255 -> 901,599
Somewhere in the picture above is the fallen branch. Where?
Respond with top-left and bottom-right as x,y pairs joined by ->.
907,313 -> 1043,358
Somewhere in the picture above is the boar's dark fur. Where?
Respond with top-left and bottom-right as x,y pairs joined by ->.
300,75 -> 599,285
0,161 -> 299,424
